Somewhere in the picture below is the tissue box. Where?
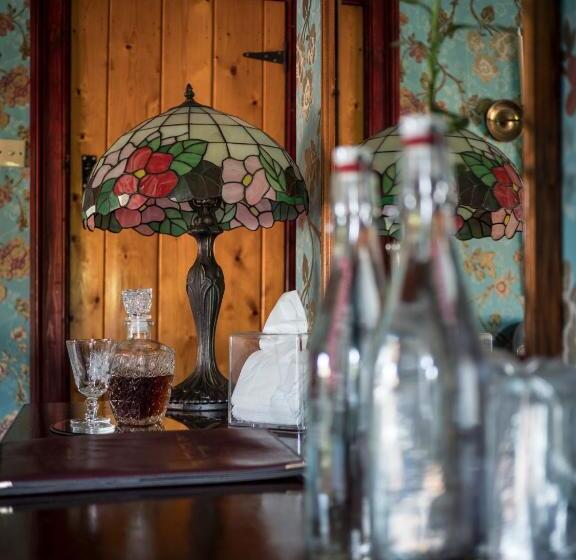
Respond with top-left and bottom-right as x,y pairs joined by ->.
228,332 -> 308,432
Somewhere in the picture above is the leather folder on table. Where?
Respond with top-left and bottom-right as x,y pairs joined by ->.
0,428 -> 304,497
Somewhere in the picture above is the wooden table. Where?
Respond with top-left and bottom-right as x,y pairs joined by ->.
0,404 -> 306,560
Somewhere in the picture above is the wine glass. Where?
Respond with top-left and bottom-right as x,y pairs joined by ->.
66,339 -> 117,434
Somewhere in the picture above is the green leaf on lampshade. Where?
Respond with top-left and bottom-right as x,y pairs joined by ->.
460,152 -> 497,187
457,205 -> 474,220
168,143 -> 185,157
259,146 -> 287,192
158,207 -> 188,236
171,160 -> 194,176
272,201 -> 298,221
169,140 -> 208,176
108,214 -> 122,233
381,163 -> 399,196
170,160 -> 223,201
457,166 -> 500,211
456,210 -> 492,240
215,202 -> 236,225
147,138 -> 161,152
96,178 -> 120,215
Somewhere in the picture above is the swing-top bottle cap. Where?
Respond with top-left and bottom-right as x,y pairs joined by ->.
332,145 -> 373,173
122,288 -> 152,319
400,114 -> 446,146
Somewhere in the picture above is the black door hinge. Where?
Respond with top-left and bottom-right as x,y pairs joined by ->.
243,50 -> 285,65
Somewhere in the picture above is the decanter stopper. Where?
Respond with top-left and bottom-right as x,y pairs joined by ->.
122,288 -> 152,319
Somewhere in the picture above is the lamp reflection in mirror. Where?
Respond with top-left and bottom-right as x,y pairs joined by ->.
364,125 -> 524,243
82,85 -> 308,410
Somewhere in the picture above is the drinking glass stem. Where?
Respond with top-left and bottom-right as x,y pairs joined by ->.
85,397 -> 99,425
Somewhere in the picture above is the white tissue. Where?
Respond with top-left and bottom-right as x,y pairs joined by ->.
231,291 -> 308,428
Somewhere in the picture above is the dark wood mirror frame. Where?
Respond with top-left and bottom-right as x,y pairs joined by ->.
28,0 -> 564,402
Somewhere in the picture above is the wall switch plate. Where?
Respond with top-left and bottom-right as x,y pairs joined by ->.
0,139 -> 26,167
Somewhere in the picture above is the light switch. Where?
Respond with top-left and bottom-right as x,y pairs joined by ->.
0,139 -> 26,167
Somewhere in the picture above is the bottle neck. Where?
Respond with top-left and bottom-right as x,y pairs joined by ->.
400,142 -> 455,261
331,169 -> 376,255
126,317 -> 152,340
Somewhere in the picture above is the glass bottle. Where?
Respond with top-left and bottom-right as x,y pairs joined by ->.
108,288 -> 175,426
487,358 -> 576,560
306,146 -> 387,559
369,114 -> 486,560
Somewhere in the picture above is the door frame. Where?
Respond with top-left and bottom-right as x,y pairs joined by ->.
29,0 -> 71,403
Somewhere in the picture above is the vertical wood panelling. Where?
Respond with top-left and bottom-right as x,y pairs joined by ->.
337,3 -> 364,145
71,0 -> 287,378
159,0 -> 213,384
104,0 -> 162,340
262,0 -> 286,324
70,0 -> 108,342
213,0 -> 264,370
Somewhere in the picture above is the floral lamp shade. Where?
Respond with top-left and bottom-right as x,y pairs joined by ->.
82,85 -> 308,234
80,85 -> 307,411
363,126 -> 524,242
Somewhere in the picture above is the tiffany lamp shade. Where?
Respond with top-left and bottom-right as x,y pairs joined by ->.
82,85 -> 308,410
363,125 -> 524,242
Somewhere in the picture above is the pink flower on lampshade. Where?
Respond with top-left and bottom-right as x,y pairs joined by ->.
114,205 -> 165,229
221,156 -> 276,207
230,199 -> 274,231
491,207 -> 523,240
113,147 -> 178,199
89,142 -> 138,190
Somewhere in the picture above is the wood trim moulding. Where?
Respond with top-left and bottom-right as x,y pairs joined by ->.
284,0 -> 297,291
30,0 -> 71,402
321,0 -> 338,289
365,0 -> 400,136
521,0 -> 563,356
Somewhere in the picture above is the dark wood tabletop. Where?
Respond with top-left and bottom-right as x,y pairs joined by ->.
0,403 -> 306,560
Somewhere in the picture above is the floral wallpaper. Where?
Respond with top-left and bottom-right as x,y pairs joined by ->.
295,0 -> 322,324
400,0 -> 524,343
0,0 -> 29,440
561,0 -> 576,362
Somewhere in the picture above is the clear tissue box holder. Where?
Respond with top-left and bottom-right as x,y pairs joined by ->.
228,332 -> 308,432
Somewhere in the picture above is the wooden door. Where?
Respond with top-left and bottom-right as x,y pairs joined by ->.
70,0 -> 287,384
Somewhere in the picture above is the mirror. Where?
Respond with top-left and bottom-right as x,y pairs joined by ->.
336,0 -> 525,352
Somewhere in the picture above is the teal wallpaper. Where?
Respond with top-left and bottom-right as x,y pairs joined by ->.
561,0 -> 576,362
295,0 -> 322,324
400,0 -> 524,342
0,0 -> 29,439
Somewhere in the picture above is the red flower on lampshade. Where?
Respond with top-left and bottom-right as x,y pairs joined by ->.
492,163 -> 522,210
114,147 -> 178,201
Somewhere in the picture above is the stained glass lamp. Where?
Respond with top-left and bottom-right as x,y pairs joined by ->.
82,85 -> 308,410
363,125 -> 524,241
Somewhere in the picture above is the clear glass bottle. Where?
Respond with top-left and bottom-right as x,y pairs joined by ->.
306,146 -> 387,559
487,358 -> 576,560
369,115 -> 486,560
109,288 -> 175,426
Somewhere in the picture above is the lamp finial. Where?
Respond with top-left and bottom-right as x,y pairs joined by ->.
185,83 -> 195,102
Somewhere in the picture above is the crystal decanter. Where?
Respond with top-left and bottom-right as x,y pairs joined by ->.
108,289 -> 175,426
369,115 -> 486,560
